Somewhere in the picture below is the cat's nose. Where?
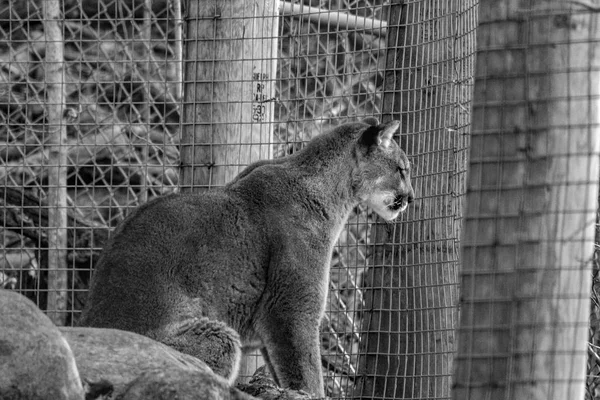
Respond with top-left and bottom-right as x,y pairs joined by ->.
407,188 -> 415,203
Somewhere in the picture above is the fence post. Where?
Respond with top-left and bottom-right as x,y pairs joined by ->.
179,0 -> 280,378
180,0 -> 279,190
453,2 -> 600,399
43,0 -> 68,325
358,1 -> 477,398
172,0 -> 184,103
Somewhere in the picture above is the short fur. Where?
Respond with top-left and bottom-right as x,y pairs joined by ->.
79,119 -> 415,397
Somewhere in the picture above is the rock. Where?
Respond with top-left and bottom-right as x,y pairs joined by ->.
0,289 -> 84,400
60,326 -> 215,395
237,366 -> 316,400
61,327 -> 307,400
115,369 -> 257,400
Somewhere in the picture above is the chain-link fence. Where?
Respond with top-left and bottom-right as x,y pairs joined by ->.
3,1 -> 600,399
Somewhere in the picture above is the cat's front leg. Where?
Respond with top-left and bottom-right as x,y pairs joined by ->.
256,306 -> 325,397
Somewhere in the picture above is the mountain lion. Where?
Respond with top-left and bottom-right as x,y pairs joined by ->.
79,118 -> 415,397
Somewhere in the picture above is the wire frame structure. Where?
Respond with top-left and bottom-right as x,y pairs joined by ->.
0,2 -> 490,400
0,0 -> 182,326
454,2 -> 600,400
354,1 -> 478,399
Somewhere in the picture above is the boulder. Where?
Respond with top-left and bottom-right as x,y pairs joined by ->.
116,369 -> 256,400
60,326 -> 215,395
0,289 -> 84,400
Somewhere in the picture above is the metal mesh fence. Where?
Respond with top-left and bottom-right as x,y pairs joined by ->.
0,0 -> 181,326
0,1 -> 544,399
354,1 -> 478,399
454,2 -> 600,400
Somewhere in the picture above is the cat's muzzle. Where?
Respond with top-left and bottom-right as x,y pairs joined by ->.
389,193 -> 412,212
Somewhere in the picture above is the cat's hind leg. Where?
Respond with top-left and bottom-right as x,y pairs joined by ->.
158,317 -> 242,385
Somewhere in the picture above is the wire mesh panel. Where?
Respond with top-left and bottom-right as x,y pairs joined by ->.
454,2 -> 600,399
1,0 -> 476,399
354,1 -> 478,399
0,0 -> 181,324
180,0 -> 279,189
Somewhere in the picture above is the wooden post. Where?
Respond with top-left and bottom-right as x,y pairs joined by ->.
139,0 -> 153,203
180,0 -> 279,190
179,0 -> 280,379
358,1 -> 477,398
43,0 -> 69,326
172,0 -> 184,102
453,2 -> 600,399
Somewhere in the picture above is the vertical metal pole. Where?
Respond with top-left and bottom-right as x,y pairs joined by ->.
43,0 -> 68,325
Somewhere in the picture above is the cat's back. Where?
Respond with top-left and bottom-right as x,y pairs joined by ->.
102,190 -> 268,269
81,189 -> 269,330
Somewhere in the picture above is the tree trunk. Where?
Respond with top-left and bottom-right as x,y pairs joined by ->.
358,1 -> 478,398
180,0 -> 280,190
453,2 -> 600,399
43,0 -> 69,326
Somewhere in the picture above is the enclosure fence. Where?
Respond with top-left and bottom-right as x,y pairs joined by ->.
454,2 -> 600,400
0,0 -> 182,327
2,1 -> 600,400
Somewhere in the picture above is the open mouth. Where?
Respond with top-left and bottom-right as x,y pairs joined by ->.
366,192 -> 410,221
388,195 -> 406,211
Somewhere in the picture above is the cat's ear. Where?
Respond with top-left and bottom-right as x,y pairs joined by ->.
358,120 -> 400,150
362,116 -> 379,126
